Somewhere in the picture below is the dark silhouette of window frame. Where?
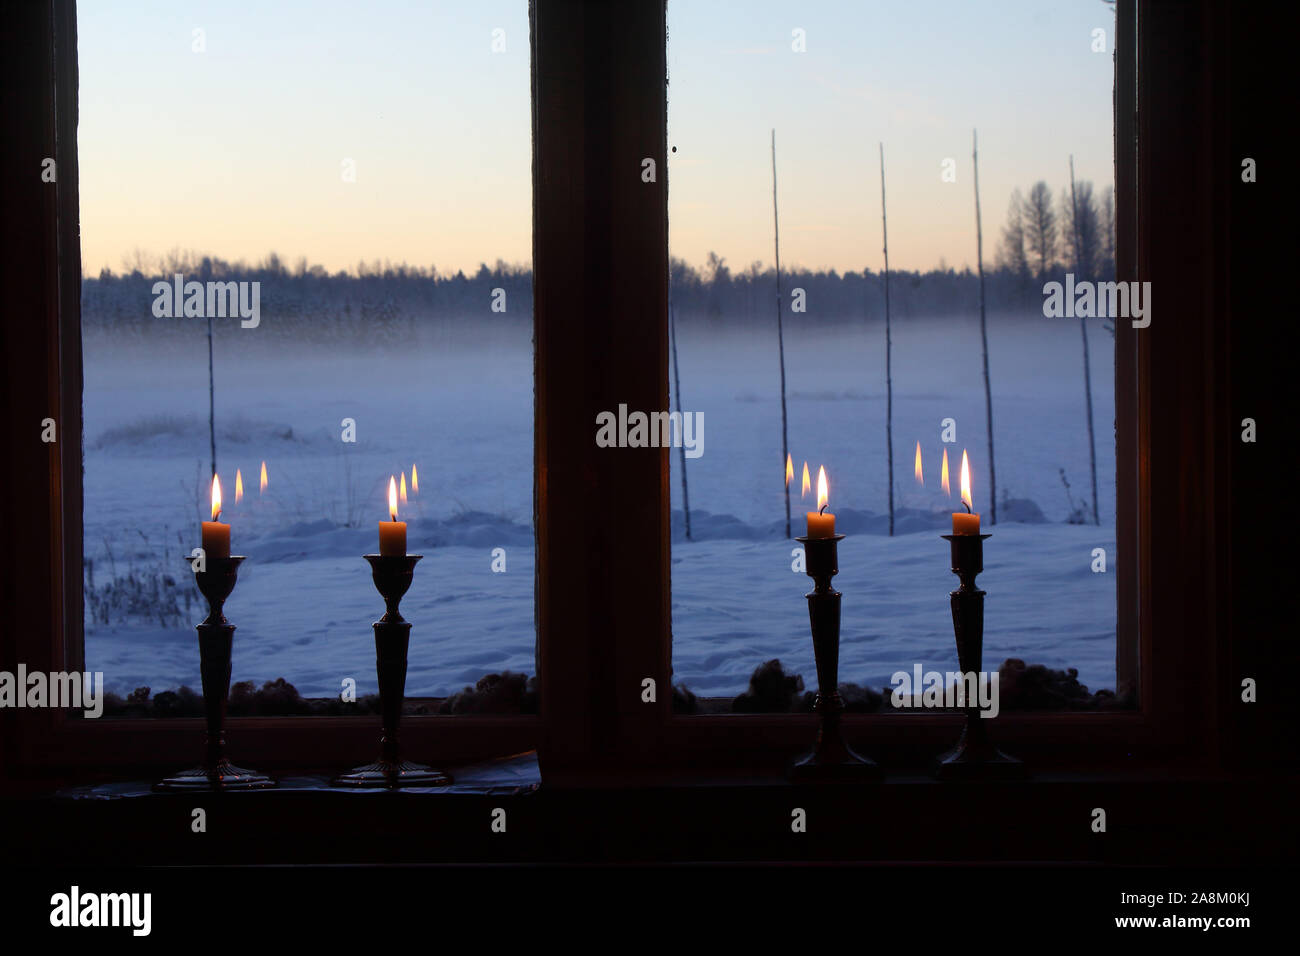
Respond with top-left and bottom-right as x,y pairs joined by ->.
1,0 -> 1267,785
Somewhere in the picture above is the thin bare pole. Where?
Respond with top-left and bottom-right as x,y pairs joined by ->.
207,310 -> 217,479
973,129 -> 997,525
772,129 -> 791,538
880,143 -> 894,536
1069,154 -> 1101,525
670,300 -> 692,540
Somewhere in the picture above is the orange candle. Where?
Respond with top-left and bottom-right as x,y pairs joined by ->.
951,450 -> 980,535
378,475 -> 407,556
201,474 -> 231,558
806,465 -> 836,538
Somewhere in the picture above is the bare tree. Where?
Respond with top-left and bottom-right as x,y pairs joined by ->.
1097,184 -> 1116,280
1060,179 -> 1102,281
1023,181 -> 1057,281
120,247 -> 157,277
998,188 -> 1031,282
162,246 -> 192,276
704,250 -> 730,285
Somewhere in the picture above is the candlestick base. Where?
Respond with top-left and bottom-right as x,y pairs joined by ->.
790,696 -> 882,783
931,716 -> 1026,780
790,755 -> 882,783
155,761 -> 276,792
332,759 -> 452,789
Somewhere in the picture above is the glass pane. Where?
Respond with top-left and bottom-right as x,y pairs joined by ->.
77,1 -> 535,715
667,0 -> 1125,712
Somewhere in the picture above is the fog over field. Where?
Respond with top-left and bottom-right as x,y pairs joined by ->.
81,301 -> 1116,699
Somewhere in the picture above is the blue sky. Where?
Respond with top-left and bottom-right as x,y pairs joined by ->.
77,0 -> 1114,275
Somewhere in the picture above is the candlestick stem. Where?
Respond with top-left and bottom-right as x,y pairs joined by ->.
156,556 -> 275,791
933,534 -> 1024,779
790,534 -> 881,783
333,555 -> 452,788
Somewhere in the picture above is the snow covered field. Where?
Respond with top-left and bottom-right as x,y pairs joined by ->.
82,310 -> 1117,698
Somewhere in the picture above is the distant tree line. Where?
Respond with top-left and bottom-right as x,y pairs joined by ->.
82,182 -> 1115,336
82,251 -> 535,342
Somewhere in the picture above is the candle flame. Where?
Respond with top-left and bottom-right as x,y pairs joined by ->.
210,473 -> 222,522
388,475 -> 398,521
816,466 -> 829,513
914,441 -> 923,486
411,464 -> 418,494
260,460 -> 268,493
960,449 -> 973,512
941,448 -> 950,497
400,471 -> 408,505
785,454 -> 793,488
235,468 -> 244,503
801,461 -> 810,497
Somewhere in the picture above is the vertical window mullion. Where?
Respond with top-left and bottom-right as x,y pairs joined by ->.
532,0 -> 670,782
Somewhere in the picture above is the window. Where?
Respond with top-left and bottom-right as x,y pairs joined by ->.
665,1 -> 1125,713
5,0 -> 1244,783
75,1 -> 537,718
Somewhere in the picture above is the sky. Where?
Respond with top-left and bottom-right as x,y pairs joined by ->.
77,0 -> 1115,277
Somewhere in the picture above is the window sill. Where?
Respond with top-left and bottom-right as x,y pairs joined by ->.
3,757 -> 1291,867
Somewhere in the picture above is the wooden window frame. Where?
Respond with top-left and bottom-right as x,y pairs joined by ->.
1,0 -> 536,777
532,0 -> 1243,785
0,0 -> 1253,786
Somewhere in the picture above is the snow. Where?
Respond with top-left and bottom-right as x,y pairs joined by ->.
82,309 -> 1117,698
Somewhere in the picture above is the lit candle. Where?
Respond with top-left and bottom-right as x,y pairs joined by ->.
201,474 -> 231,558
952,449 -> 980,535
411,464 -> 418,495
400,471 -> 408,506
806,465 -> 835,538
801,461 -> 810,498
259,460 -> 268,494
235,468 -> 244,504
378,476 -> 407,556
941,448 -> 950,497
914,441 -> 924,486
